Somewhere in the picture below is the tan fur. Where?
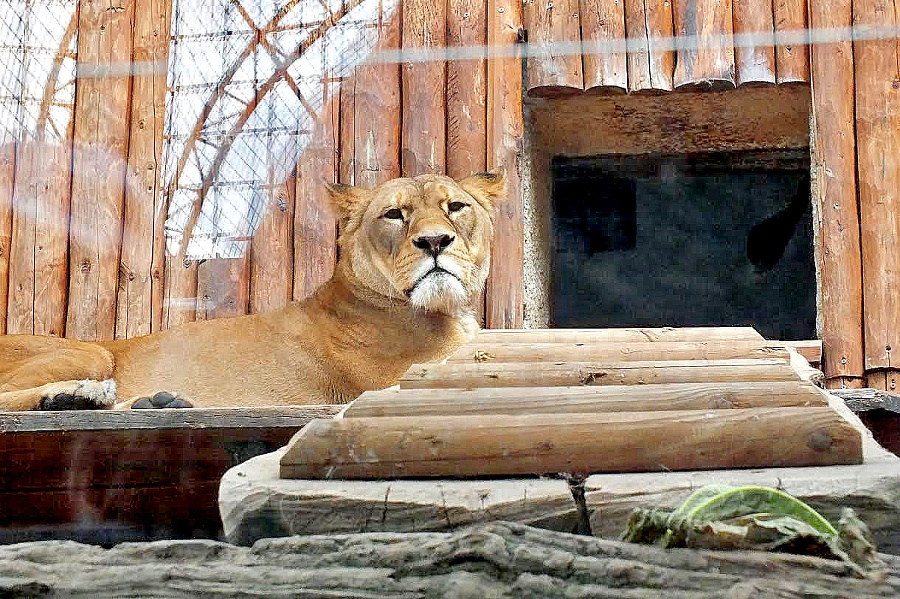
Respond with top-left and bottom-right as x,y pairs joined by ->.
0,171 -> 506,410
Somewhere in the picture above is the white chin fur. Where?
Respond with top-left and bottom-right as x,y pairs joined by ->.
408,272 -> 468,313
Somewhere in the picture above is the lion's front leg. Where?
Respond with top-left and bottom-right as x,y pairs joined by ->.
0,379 -> 117,411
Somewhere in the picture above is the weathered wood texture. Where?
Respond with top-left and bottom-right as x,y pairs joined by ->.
808,0 -> 864,389
773,0 -> 809,84
196,255 -> 250,320
471,326 -> 765,343
524,0 -> 583,96
0,143 -> 11,334
280,407 -> 862,479
580,0 -> 627,93
251,180 -> 294,312
346,381 -> 827,417
401,359 -> 801,387
623,0 -> 674,92
732,0 -> 776,86
67,0 -> 135,341
672,0 -> 735,90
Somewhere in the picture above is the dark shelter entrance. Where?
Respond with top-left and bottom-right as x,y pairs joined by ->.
551,150 -> 816,340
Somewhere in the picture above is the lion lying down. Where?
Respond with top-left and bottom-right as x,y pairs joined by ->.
0,170 -> 506,411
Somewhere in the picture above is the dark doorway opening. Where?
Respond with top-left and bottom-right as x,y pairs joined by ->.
551,150 -> 816,340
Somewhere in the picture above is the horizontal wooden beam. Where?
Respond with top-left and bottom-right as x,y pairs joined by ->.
280,407 -> 862,479
471,327 -> 765,344
346,381 -> 827,418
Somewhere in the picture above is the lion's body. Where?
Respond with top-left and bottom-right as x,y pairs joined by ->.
0,172 -> 503,411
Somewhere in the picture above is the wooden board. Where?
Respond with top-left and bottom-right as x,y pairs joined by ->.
196,255 -> 250,320
623,0 -> 674,93
580,0 -> 627,93
401,359 -> 799,388
251,179 -> 294,312
470,327 -> 765,343
448,340 -> 791,363
524,0 -> 583,96
161,255 -> 198,327
0,142 -> 13,334
773,0 -> 809,84
345,381 -> 827,418
732,0 -> 776,86
808,0 -> 864,388
672,0 -> 735,90
279,407 -> 863,479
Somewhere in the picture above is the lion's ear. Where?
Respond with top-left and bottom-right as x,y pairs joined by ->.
322,180 -> 371,221
458,168 -> 508,213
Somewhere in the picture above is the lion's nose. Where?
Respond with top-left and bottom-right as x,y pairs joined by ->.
413,233 -> 455,257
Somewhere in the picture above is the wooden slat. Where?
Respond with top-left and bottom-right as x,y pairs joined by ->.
196,255 -> 250,320
280,407 -> 862,479
346,381 -> 827,418
67,0 -> 135,341
401,0 -> 446,175
524,0 -> 583,96
486,0 -> 525,328
471,327 -> 765,344
449,340 -> 791,363
447,0 -> 488,325
732,0 -> 776,86
780,339 -> 822,365
161,255 -> 198,327
672,0 -> 735,90
580,0 -> 627,93
773,0 -> 809,84
854,0 -> 900,381
808,0 -> 864,389
118,0 -> 172,339
251,180 -> 294,312
0,142 -> 13,334
623,0 -> 674,93
401,359 -> 800,388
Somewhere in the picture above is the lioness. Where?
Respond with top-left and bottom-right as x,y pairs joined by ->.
0,170 -> 505,411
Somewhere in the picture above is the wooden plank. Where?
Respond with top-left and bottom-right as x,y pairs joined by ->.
67,0 -> 135,341
523,0 -> 583,96
808,0 -> 864,389
196,255 -> 250,320
280,407 -> 863,479
447,0 -> 488,325
732,0 -> 776,86
118,0 -> 172,339
864,369 -> 900,394
623,0 -> 674,93
401,0 -> 446,175
0,142 -> 13,334
580,0 -> 627,93
448,340 -> 791,363
529,85 -> 810,156
470,327 -> 765,343
251,180 -> 294,312
773,0 -> 808,84
346,381 -> 827,418
780,339 -> 822,365
400,359 -> 800,388
486,0 -> 525,328
161,255 -> 198,327
672,0 -> 735,90
854,0 -> 900,378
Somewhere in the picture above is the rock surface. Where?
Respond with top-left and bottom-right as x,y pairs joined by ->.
1,521 -> 898,598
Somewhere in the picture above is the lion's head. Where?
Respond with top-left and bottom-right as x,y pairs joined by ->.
324,170 -> 506,315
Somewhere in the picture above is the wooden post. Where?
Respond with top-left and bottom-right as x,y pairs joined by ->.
401,0 -> 447,175
580,0 -> 627,93
523,0 -> 583,96
250,179 -> 295,312
67,0 -> 135,341
447,0 -> 488,325
672,0 -> 736,90
485,0 -> 525,328
0,142 -> 13,334
161,254 -> 198,328
732,0 -> 776,86
623,0 -> 674,93
196,255 -> 250,320
808,0 -> 864,389
854,0 -> 900,391
773,0 -> 808,84
118,0 -> 172,339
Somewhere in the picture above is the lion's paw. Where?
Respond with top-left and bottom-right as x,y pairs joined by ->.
37,379 -> 117,411
131,391 -> 193,410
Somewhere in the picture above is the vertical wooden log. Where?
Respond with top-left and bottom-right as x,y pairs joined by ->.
853,0 -> 900,390
448,0 -> 488,326
401,0 -> 446,175
580,0 -> 627,93
672,0 -> 736,90
732,0 -> 776,86
67,0 -> 135,341
196,254 -> 250,320
0,143 -> 13,334
251,179 -> 295,312
808,0 -> 864,389
623,0 -> 674,93
773,0 -> 808,84
523,0 -> 583,96
118,0 -> 171,339
485,0 -> 524,328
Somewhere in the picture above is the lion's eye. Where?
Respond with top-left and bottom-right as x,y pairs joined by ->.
448,201 -> 467,213
383,208 -> 403,220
